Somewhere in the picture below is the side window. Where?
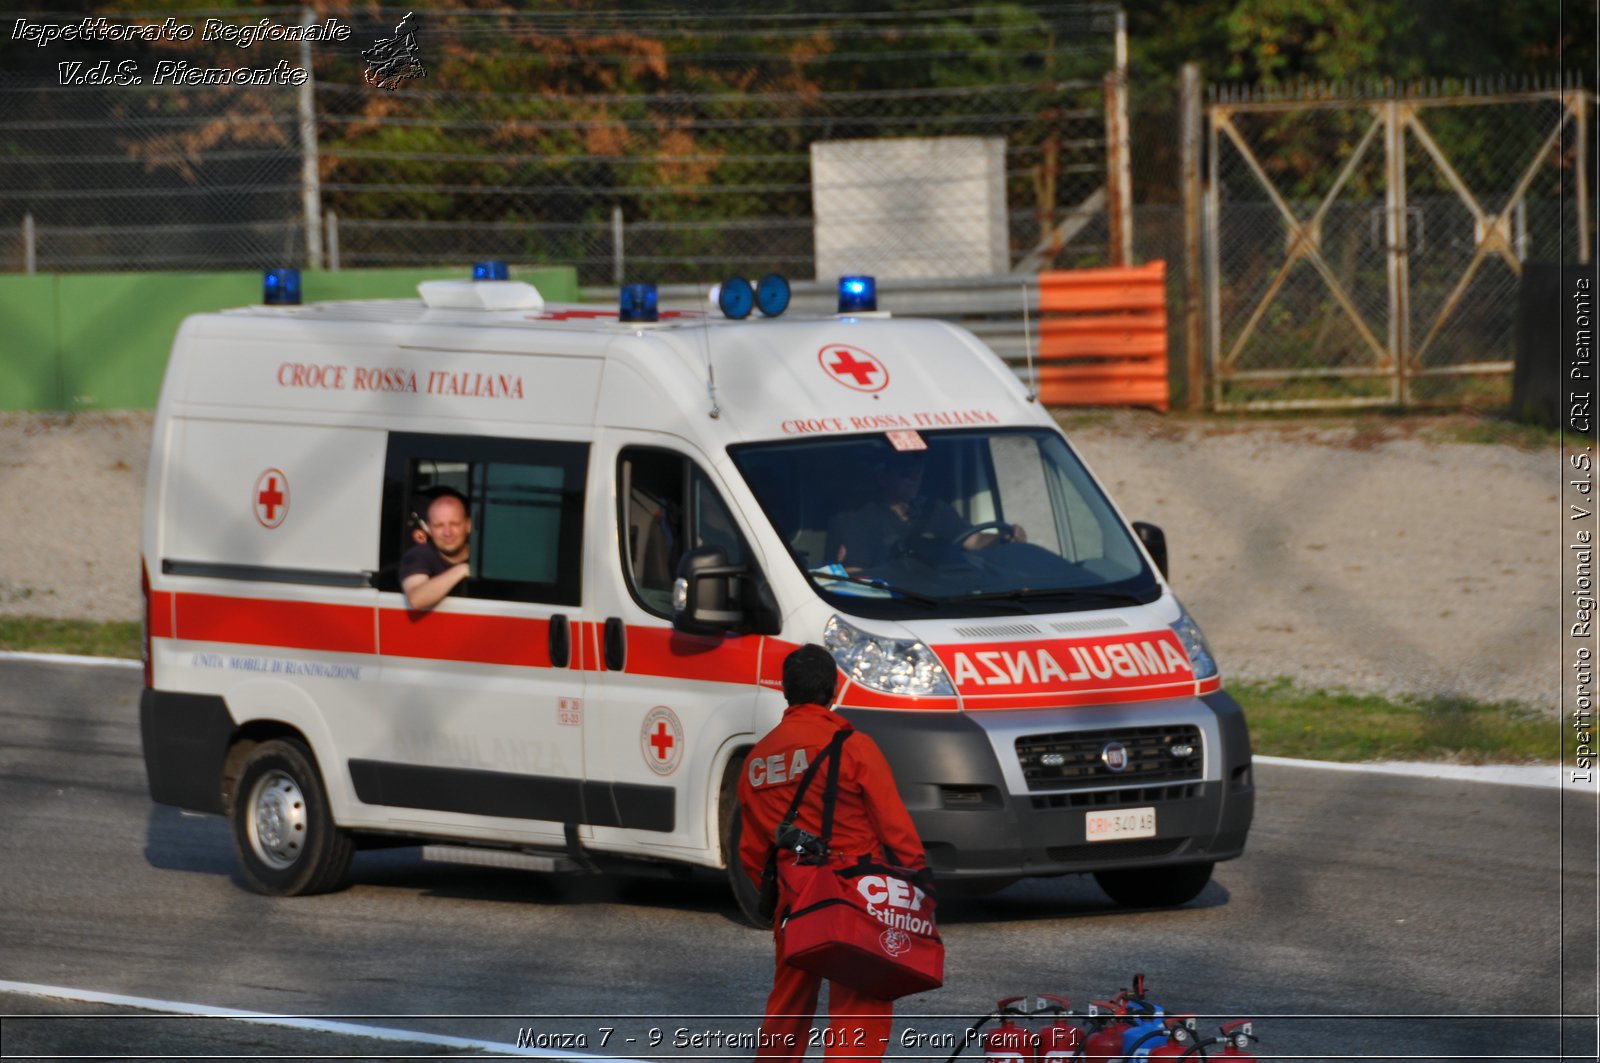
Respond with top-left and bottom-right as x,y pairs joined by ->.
618,447 -> 748,617
378,432 -> 587,606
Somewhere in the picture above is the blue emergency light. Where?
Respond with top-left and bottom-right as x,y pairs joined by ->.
757,274 -> 791,317
620,283 -> 659,322
472,260 -> 509,280
263,268 -> 301,305
718,276 -> 754,319
837,275 -> 876,313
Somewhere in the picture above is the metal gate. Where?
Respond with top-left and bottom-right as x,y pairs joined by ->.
1206,79 -> 1593,411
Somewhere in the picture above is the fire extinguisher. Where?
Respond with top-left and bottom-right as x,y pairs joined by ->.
1213,1020 -> 1258,1060
1146,1016 -> 1202,1060
1080,999 -> 1132,1063
983,997 -> 1039,1063
1034,994 -> 1083,1063
1112,975 -> 1167,1062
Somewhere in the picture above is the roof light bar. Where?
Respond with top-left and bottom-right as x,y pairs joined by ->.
757,274 -> 791,317
619,283 -> 659,322
263,268 -> 301,306
472,260 -> 509,280
718,276 -> 754,319
837,275 -> 876,313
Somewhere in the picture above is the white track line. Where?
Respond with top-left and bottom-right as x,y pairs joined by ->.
1255,754 -> 1591,790
0,650 -> 141,669
4,652 -> 1585,790
0,980 -> 646,1061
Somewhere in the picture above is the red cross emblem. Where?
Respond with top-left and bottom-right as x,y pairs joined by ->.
253,468 -> 289,529
650,721 -> 674,759
818,344 -> 888,393
640,706 -> 684,776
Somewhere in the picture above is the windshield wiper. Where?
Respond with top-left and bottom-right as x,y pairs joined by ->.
810,570 -> 940,606
954,586 -> 1154,606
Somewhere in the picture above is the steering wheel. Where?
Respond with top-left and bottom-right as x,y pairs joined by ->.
951,520 -> 1015,548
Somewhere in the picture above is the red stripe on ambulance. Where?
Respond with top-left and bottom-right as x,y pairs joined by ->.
176,594 -> 374,654
378,609 -> 553,667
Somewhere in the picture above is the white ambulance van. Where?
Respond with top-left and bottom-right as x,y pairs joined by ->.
139,274 -> 1253,918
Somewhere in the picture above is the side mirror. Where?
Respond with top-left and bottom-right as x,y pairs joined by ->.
1132,521 -> 1168,578
673,546 -> 783,637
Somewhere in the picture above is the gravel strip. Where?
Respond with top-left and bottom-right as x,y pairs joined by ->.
0,409 -> 1561,711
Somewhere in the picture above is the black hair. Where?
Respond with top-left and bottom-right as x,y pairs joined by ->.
782,643 -> 839,707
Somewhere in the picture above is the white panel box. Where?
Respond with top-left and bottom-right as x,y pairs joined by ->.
811,136 -> 1009,280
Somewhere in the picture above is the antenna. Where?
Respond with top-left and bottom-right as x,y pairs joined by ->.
699,283 -> 722,419
1021,282 -> 1039,402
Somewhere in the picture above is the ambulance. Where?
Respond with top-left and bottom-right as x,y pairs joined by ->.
138,271 -> 1253,918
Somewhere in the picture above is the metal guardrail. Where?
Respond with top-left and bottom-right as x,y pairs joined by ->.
649,275 -> 1044,370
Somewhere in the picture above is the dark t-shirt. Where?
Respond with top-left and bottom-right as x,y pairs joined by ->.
399,541 -> 455,586
824,497 -> 964,569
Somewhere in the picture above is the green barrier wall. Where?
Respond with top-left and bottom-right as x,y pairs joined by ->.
0,266 -> 580,411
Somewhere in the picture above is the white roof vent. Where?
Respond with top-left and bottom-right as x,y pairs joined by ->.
418,279 -> 545,311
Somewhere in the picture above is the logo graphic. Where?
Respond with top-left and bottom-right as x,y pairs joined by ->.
641,705 -> 684,776
1100,741 -> 1130,773
818,344 -> 889,393
253,468 -> 290,528
363,11 -> 426,90
879,928 -> 911,956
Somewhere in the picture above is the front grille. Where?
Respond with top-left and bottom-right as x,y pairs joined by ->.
1030,782 -> 1202,810
1016,724 -> 1203,791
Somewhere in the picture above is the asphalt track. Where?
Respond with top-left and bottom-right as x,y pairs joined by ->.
1,657 -> 1595,1061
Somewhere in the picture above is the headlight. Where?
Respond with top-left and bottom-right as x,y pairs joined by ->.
824,615 -> 955,697
1170,606 -> 1218,681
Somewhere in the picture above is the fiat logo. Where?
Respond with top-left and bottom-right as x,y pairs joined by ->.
1100,741 -> 1130,773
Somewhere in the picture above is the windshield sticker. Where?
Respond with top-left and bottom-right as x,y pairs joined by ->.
936,632 -> 1194,694
886,429 -> 926,451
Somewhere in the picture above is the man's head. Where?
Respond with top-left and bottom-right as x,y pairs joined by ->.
425,490 -> 471,561
782,643 -> 839,708
875,451 -> 927,502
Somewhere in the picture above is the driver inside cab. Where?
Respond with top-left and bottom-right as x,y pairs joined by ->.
824,450 -> 1024,571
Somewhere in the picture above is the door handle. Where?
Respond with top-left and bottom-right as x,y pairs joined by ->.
548,614 -> 570,668
604,617 -> 625,672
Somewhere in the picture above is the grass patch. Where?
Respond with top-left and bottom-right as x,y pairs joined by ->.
0,616 -> 141,659
1234,677 -> 1557,764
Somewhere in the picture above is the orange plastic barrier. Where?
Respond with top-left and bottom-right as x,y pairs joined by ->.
1033,261 -> 1169,411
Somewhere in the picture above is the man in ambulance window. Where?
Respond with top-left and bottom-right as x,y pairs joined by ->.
400,488 -> 472,611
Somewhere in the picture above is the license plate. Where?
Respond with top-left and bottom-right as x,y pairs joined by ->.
1086,806 -> 1156,842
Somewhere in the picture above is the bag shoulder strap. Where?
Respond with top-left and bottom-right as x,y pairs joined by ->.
816,727 -> 850,846
763,727 -> 852,866
781,727 -> 851,827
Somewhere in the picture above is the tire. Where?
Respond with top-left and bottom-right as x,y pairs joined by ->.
719,760 -> 768,928
230,738 -> 353,896
1093,861 -> 1214,908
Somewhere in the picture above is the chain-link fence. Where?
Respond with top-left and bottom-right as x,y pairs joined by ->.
1207,78 -> 1595,410
0,3 -> 1123,283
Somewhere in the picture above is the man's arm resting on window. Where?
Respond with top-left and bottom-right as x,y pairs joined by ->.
401,564 -> 470,611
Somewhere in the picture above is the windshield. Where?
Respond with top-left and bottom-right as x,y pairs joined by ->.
729,429 -> 1161,618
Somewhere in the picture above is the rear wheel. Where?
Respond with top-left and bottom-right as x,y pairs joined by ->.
231,738 -> 353,896
719,759 -> 767,928
1093,861 -> 1214,908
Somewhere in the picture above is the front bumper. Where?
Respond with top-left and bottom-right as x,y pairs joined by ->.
837,690 -> 1253,880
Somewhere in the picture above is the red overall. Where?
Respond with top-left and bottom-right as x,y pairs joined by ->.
738,703 -> 927,1062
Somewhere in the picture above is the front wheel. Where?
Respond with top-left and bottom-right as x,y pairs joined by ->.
1093,861 -> 1214,908
719,761 -> 767,928
231,738 -> 353,896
